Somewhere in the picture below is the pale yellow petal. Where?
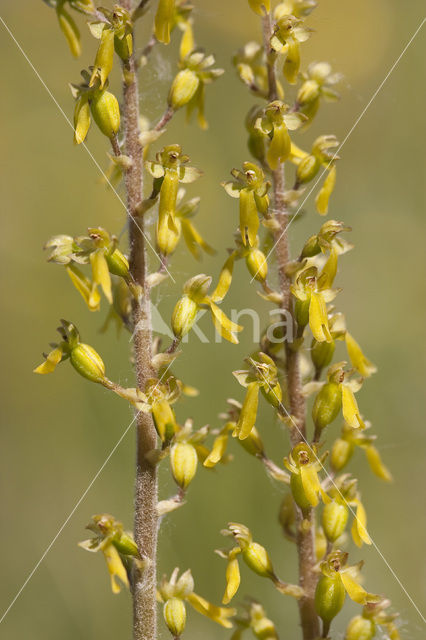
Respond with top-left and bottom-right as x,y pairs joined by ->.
33,347 -> 63,375
204,433 -> 229,468
235,382 -> 259,440
187,592 -> 236,628
300,465 -> 320,507
345,332 -> 377,378
211,252 -> 236,302
341,384 -> 365,429
223,556 -> 240,604
365,445 -> 392,482
309,291 -> 332,343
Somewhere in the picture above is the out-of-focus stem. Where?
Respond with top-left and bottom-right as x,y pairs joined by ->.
262,12 -> 320,640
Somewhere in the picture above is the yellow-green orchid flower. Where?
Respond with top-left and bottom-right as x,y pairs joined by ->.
171,274 -> 243,343
331,421 -> 392,481
300,219 -> 353,259
324,476 -> 371,547
291,263 -> 339,343
233,42 -> 277,99
290,136 -> 339,215
230,600 -> 279,640
156,188 -> 215,259
345,599 -> 401,640
296,61 -> 341,121
78,514 -> 140,594
138,376 -> 183,442
146,145 -> 203,244
315,551 -> 380,635
270,14 -> 313,84
232,353 -> 283,440
284,442 -> 329,509
311,362 -> 366,434
33,320 -> 108,384
255,101 -> 306,169
158,568 -> 236,631
223,162 -> 270,247
168,49 -> 224,128
45,227 -> 132,311
217,523 -> 303,604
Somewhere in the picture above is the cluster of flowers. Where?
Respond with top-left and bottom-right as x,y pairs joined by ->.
37,1 -> 401,639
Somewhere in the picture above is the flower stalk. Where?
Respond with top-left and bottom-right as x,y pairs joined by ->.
262,10 -> 319,640
118,2 -> 158,638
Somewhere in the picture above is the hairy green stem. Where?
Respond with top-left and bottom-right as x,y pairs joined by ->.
119,3 -> 158,639
262,12 -> 320,640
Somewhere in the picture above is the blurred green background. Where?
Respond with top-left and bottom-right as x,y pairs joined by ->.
0,1 -> 425,638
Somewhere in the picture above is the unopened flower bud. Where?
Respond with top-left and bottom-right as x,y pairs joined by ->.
163,597 -> 187,637
315,574 -> 346,624
260,381 -> 282,409
70,343 -> 106,383
105,248 -> 130,279
246,248 -> 268,281
322,500 -> 349,543
345,615 -> 375,640
296,154 -> 320,185
91,90 -> 120,139
168,69 -> 200,110
311,339 -> 336,375
170,442 -> 198,489
312,382 -> 342,431
242,542 -> 275,578
171,295 -> 199,338
330,438 -> 354,472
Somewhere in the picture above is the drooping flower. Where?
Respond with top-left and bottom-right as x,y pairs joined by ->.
217,523 -> 303,604
79,514 -> 140,594
223,162 -> 270,246
315,551 -> 380,632
158,568 -> 236,632
330,422 -> 392,482
255,101 -> 306,169
171,274 -> 243,344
